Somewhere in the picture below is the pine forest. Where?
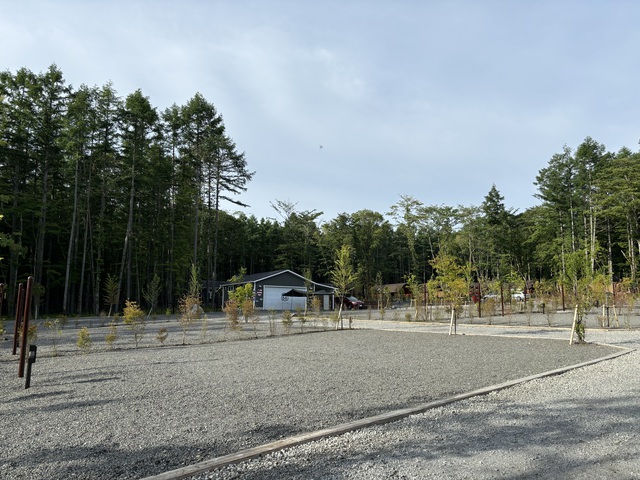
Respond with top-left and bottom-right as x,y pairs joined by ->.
2,65 -> 640,317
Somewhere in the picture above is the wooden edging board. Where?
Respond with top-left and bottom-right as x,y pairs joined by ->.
143,346 -> 632,480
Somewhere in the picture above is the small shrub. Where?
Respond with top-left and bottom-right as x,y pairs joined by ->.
105,322 -> 118,350
44,318 -> 62,356
248,304 -> 261,338
77,327 -> 92,353
28,324 -> 38,344
224,298 -> 241,332
123,299 -> 146,348
524,301 -> 534,326
242,297 -> 255,325
19,324 -> 38,346
281,310 -> 293,334
57,314 -> 69,329
311,296 -> 321,327
156,327 -> 168,345
296,305 -> 307,332
178,294 -> 202,344
267,309 -> 277,336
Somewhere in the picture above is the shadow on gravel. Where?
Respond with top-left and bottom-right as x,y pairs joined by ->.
2,330 -> 624,479
4,442 -> 219,480
226,393 -> 640,479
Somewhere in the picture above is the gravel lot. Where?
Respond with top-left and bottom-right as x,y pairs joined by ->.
1,314 -> 631,480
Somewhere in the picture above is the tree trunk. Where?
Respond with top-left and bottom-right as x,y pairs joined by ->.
63,158 -> 80,315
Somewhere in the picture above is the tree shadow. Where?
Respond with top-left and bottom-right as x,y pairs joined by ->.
219,393 -> 640,479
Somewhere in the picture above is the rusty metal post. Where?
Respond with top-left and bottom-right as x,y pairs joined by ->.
12,283 -> 24,356
18,277 -> 33,378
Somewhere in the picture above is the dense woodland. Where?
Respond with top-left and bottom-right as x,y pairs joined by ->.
2,65 -> 640,317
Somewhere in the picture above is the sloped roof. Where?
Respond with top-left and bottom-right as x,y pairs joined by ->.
221,269 -> 334,291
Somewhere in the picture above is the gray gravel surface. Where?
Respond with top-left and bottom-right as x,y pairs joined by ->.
195,325 -> 640,480
0,324 -> 630,480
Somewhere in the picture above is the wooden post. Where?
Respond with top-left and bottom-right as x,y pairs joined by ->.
569,304 -> 578,345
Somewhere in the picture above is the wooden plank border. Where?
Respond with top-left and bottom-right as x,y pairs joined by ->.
143,346 -> 631,480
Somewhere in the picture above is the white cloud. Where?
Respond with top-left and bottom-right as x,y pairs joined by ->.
3,0 -> 640,221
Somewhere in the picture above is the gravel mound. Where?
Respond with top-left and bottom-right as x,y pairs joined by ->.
0,327 -> 628,479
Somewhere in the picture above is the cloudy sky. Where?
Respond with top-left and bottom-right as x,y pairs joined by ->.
2,1 -> 639,222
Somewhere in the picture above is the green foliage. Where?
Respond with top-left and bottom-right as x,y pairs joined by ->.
103,274 -> 119,317
233,283 -> 254,323
429,253 -> 468,313
404,273 -> 424,321
188,264 -> 200,298
123,299 -> 146,347
228,267 -> 247,284
143,274 -> 162,318
77,327 -> 92,353
331,244 -> 357,322
3,63 -> 640,322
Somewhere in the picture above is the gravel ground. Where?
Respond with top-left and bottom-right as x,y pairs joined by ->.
195,324 -> 640,480
1,318 -> 635,480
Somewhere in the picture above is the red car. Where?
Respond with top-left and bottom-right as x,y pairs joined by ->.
338,296 -> 365,309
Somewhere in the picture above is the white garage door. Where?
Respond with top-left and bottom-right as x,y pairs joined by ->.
263,286 -> 307,311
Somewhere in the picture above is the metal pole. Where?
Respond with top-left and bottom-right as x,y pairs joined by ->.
18,277 -> 33,378
12,283 -> 24,356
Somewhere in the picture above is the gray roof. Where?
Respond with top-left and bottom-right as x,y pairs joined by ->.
220,269 -> 335,291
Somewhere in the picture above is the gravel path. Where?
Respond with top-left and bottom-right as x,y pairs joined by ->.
0,322 -> 634,479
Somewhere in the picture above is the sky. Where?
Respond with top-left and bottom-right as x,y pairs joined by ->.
2,1 -> 640,224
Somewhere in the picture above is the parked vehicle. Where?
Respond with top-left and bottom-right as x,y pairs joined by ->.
338,296 -> 365,309
512,291 -> 525,301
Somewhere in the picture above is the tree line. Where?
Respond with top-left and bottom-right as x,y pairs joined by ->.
1,65 -> 639,317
